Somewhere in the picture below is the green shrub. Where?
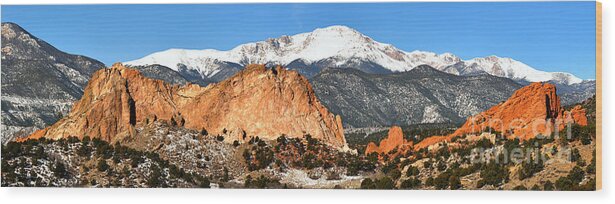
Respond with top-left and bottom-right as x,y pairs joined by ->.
406,166 -> 420,177
360,178 -> 375,189
400,177 -> 421,189
97,159 -> 109,172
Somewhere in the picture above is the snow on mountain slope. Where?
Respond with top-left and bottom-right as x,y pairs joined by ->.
126,26 -> 455,75
125,25 -> 585,85
462,56 -> 583,84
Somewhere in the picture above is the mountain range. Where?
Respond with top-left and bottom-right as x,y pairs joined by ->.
0,22 -> 596,143
125,25 -> 586,85
1,22 -> 106,142
311,66 -> 522,127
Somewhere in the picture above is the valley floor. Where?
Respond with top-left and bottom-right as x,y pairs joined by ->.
1,119 -> 596,190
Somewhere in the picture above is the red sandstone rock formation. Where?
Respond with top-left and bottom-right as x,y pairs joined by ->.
365,126 -> 413,155
414,82 -> 588,150
568,105 -> 588,126
24,63 -> 348,150
451,82 -> 564,140
413,135 -> 450,150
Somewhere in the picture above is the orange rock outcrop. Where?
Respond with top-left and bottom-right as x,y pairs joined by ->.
24,63 -> 348,150
451,82 -> 564,140
365,126 -> 413,155
413,135 -> 451,150
569,105 -> 588,126
414,82 -> 589,150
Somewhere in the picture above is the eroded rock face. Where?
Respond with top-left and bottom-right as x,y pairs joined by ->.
413,82 -> 589,150
451,82 -> 564,140
365,126 -> 412,155
569,105 -> 588,126
24,63 -> 348,150
365,142 -> 379,154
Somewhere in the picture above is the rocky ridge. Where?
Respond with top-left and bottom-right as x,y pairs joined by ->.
413,82 -> 589,150
125,25 -> 585,85
24,63 -> 348,150
1,22 -> 106,143
311,65 -> 523,127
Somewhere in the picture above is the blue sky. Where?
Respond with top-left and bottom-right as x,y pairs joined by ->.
1,2 -> 597,79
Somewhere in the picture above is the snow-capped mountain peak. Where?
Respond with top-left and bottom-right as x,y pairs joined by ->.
460,56 -> 583,84
125,25 -> 585,85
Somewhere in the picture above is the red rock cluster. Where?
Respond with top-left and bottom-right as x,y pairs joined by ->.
414,82 -> 588,150
24,63 -> 348,150
452,82 -> 564,140
365,126 -> 413,155
569,105 -> 588,126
